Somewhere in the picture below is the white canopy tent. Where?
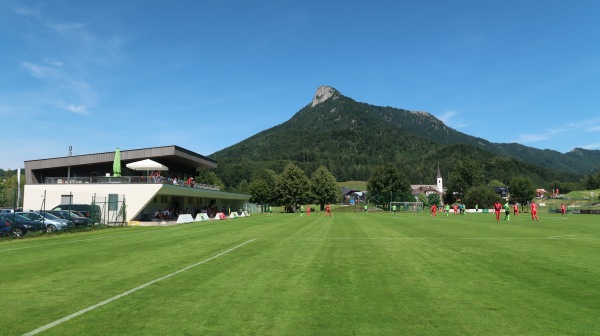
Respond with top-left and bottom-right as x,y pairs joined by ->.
125,159 -> 168,171
126,159 -> 168,180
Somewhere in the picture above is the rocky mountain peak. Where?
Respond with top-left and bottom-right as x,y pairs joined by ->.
311,86 -> 338,107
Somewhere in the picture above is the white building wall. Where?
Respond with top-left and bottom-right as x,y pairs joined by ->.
24,184 -> 251,222
24,184 -> 162,222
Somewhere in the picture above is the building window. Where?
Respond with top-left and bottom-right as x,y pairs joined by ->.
61,194 -> 73,204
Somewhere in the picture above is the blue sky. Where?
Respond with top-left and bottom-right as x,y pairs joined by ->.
2,0 -> 599,170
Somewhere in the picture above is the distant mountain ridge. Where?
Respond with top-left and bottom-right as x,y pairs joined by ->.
210,86 -> 598,188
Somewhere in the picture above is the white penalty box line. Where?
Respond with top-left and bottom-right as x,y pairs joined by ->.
23,239 -> 255,336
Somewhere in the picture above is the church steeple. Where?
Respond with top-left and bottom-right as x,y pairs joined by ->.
436,163 -> 443,194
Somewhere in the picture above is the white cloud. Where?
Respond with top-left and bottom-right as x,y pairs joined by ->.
581,143 -> 600,150
16,5 -> 90,34
21,61 -> 96,114
43,58 -> 64,67
586,125 -> 600,132
515,133 -> 549,143
59,102 -> 89,115
21,62 -> 59,79
46,22 -> 91,34
516,118 -> 600,144
14,6 -> 41,19
437,110 -> 467,128
438,110 -> 456,124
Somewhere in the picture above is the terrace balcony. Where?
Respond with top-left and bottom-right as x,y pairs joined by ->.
43,176 -> 220,191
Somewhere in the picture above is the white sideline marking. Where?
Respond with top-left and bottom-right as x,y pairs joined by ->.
23,239 -> 255,336
283,237 -> 599,240
548,234 -> 589,239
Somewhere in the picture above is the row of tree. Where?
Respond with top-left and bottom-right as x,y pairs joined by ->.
156,159 -> 600,210
442,158 -> 536,207
247,163 -> 339,212
585,166 -> 600,191
364,159 -> 538,209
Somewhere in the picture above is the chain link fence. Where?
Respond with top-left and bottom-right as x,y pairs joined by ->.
35,191 -> 127,226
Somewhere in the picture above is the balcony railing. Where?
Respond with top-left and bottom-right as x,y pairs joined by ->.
43,176 -> 220,191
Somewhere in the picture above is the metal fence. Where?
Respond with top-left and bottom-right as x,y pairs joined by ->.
44,176 -> 220,191
35,191 -> 127,226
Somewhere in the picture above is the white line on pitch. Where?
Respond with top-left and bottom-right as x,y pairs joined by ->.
22,239 -> 255,336
281,237 -> 599,240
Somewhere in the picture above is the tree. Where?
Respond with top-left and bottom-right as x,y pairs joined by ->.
235,180 -> 250,194
310,166 -> 339,211
488,179 -> 505,187
0,170 -> 23,208
196,170 -> 225,190
427,193 -> 441,206
417,193 -> 429,206
445,158 -> 485,203
585,167 -> 600,190
275,163 -> 311,212
463,186 -> 501,208
509,177 -> 536,205
547,180 -> 581,195
249,169 -> 277,210
367,164 -> 412,209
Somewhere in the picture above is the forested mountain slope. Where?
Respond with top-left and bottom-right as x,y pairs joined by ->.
210,86 -> 594,188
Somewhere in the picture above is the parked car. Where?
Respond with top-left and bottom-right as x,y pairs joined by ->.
46,210 -> 91,227
0,213 -> 47,238
0,215 -> 12,236
17,211 -> 74,231
51,204 -> 102,223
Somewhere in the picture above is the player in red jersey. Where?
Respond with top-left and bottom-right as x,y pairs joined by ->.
324,203 -> 332,218
530,201 -> 539,221
493,201 -> 502,221
560,203 -> 566,216
513,203 -> 519,216
431,204 -> 437,217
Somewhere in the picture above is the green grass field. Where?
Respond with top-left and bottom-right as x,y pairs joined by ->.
2,211 -> 599,335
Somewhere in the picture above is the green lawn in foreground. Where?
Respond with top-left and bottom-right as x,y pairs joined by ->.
2,211 -> 599,335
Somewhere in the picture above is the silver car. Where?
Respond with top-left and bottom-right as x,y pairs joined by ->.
17,211 -> 74,232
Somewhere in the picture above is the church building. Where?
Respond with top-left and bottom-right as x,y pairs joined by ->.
411,164 -> 444,197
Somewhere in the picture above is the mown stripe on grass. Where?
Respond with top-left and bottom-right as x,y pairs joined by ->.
22,239 -> 255,336
0,227 -> 180,253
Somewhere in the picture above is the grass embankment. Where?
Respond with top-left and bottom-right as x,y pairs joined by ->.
337,181 -> 367,191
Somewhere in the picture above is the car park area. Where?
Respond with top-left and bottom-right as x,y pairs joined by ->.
0,213 -> 48,238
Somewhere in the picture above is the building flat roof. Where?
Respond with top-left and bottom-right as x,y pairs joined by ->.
24,145 -> 216,171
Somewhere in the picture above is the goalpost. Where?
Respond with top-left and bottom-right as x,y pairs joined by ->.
390,201 -> 424,213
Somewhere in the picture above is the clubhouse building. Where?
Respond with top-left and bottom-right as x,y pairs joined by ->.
23,145 -> 251,223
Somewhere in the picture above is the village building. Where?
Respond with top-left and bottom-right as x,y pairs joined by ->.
411,164 -> 444,197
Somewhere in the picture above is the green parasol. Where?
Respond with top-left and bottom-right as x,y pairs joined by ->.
113,148 -> 121,177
